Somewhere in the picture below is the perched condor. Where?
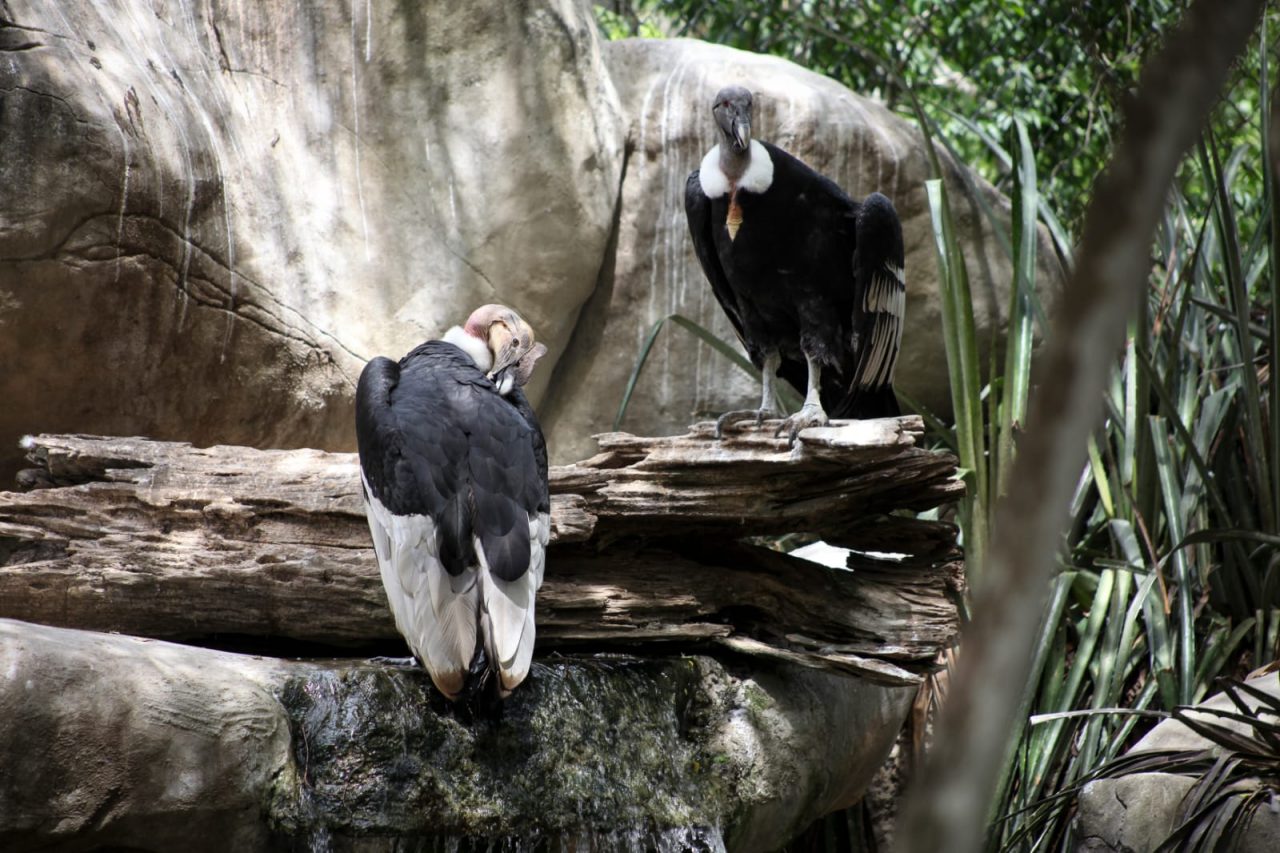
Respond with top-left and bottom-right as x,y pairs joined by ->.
355,304 -> 549,701
685,85 -> 905,442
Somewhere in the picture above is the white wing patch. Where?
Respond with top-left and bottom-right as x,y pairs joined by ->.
858,265 -> 906,389
362,473 -> 547,699
476,511 -> 549,696
362,472 -> 477,699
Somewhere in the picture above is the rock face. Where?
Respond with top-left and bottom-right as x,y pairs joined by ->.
0,0 -> 624,481
1075,773 -> 1197,852
538,38 -> 1065,463
1074,675 -> 1280,852
0,619 -> 915,852
1,6 -> 1061,474
0,619 -> 293,851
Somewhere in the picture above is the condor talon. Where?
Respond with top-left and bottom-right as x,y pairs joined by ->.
776,401 -> 829,447
714,407 -> 778,438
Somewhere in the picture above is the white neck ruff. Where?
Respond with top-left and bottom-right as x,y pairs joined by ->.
442,325 -> 492,372
698,140 -> 774,198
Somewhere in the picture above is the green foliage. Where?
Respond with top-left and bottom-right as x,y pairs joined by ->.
595,0 -> 1185,229
593,4 -> 663,40
1016,678 -> 1280,851
926,175 -> 992,580
988,22 -> 1280,847
602,2 -> 1280,849
614,313 -> 802,430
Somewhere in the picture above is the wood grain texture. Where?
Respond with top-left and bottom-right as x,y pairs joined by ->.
1,425 -> 963,685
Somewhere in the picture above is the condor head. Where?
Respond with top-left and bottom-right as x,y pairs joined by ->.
462,304 -> 545,393
712,85 -> 754,154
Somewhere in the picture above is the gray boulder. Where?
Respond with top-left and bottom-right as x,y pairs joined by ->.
0,618 -> 914,852
0,1 -> 624,480
1075,773 -> 1196,852
539,38 -> 1065,464
1075,675 -> 1280,851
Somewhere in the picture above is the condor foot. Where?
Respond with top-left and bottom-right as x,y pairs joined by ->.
714,407 -> 778,439
775,403 -> 829,446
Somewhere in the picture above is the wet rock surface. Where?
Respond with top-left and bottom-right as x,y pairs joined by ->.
0,619 -> 914,852
268,654 -> 915,850
271,658 -> 726,841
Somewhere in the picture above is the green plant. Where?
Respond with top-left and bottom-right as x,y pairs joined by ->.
1014,678 -> 1280,851
600,4 -> 1280,850
613,313 -> 802,430
985,22 -> 1280,845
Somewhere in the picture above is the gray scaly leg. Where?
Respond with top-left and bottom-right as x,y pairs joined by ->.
775,354 -> 829,445
715,351 -> 781,438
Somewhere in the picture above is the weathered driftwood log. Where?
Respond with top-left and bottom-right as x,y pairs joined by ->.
0,426 -> 962,684
556,417 -> 963,540
0,618 -> 916,853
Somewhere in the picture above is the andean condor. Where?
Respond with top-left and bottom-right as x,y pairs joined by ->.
355,304 -> 549,701
685,85 -> 906,442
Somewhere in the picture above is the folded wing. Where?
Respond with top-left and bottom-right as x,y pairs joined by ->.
355,342 -> 548,699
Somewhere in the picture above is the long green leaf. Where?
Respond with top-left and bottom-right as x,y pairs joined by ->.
926,178 -> 990,578
614,313 -> 800,429
1150,415 -> 1195,706
933,104 -> 1074,273
995,119 -> 1038,501
1201,137 -> 1275,531
1264,13 -> 1280,545
987,569 -> 1074,836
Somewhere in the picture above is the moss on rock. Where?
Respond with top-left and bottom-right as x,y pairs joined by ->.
269,656 -> 735,846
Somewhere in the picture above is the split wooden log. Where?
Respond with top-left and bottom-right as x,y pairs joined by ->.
0,426 -> 963,685
556,417 -> 964,541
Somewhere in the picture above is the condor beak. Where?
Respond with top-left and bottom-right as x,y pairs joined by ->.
732,114 -> 751,152
512,342 -> 548,387
488,332 -> 521,379
487,317 -> 538,381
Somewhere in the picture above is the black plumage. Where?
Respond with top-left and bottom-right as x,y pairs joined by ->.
355,310 -> 548,701
685,86 -> 905,439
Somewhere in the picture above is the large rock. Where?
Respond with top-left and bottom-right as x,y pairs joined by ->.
0,619 -> 914,852
539,38 -> 1065,464
0,619 -> 292,851
0,1 -> 623,481
1074,675 -> 1280,851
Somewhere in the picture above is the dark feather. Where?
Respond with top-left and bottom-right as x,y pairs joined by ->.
685,141 -> 904,418
355,341 -> 547,580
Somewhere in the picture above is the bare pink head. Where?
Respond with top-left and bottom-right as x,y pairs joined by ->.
461,304 -> 541,387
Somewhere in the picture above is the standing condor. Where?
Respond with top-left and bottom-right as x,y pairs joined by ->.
355,304 -> 549,701
685,85 -> 906,442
